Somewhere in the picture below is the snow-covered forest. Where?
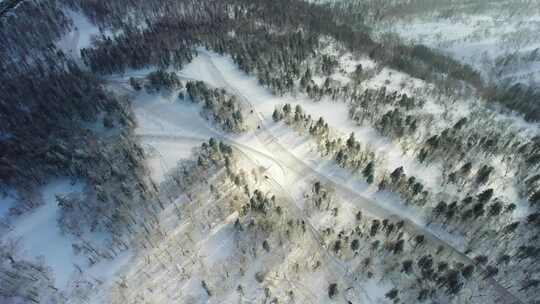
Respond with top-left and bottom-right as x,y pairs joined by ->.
0,0 -> 539,303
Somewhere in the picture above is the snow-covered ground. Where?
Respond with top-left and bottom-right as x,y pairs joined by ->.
0,179 -> 131,301
5,180 -> 85,289
56,9 -> 118,62
124,46 -> 530,246
119,52 -> 402,302
377,12 -> 540,85
56,10 -> 98,58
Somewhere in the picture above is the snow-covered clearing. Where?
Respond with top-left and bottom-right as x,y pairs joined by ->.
143,139 -> 202,183
102,43 -> 530,302
56,9 -> 100,58
121,53 -> 406,302
6,180 -> 85,288
182,50 -> 444,197
56,9 -> 119,61
126,48 -> 468,263
130,89 -> 220,182
133,90 -> 215,139
1,179 -> 131,295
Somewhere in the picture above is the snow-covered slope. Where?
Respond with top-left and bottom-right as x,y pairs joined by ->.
0,180 -> 131,303
3,1 -> 539,302
372,4 -> 540,86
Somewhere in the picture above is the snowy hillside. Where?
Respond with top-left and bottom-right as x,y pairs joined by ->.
318,0 -> 540,121
375,8 -> 540,86
1,0 -> 539,303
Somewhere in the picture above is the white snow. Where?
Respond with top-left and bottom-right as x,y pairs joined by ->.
100,44 -> 534,303
6,179 -> 84,289
0,190 -> 16,219
2,179 -> 130,294
129,88 -> 218,182
378,13 -> 540,85
122,49 -> 431,230
56,10 -> 93,55
198,218 -> 236,265
359,279 -> 393,303
133,91 -> 215,139
68,10 -> 101,50
143,139 -> 202,183
56,9 -> 116,60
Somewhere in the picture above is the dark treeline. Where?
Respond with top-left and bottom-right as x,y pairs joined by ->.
325,0 -> 540,122
0,0 -> 160,240
85,0 -> 537,124
0,0 -> 72,76
66,0 -> 485,101
75,0 -> 324,83
64,0 -> 538,126
484,83 -> 540,122
0,63 -> 128,184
